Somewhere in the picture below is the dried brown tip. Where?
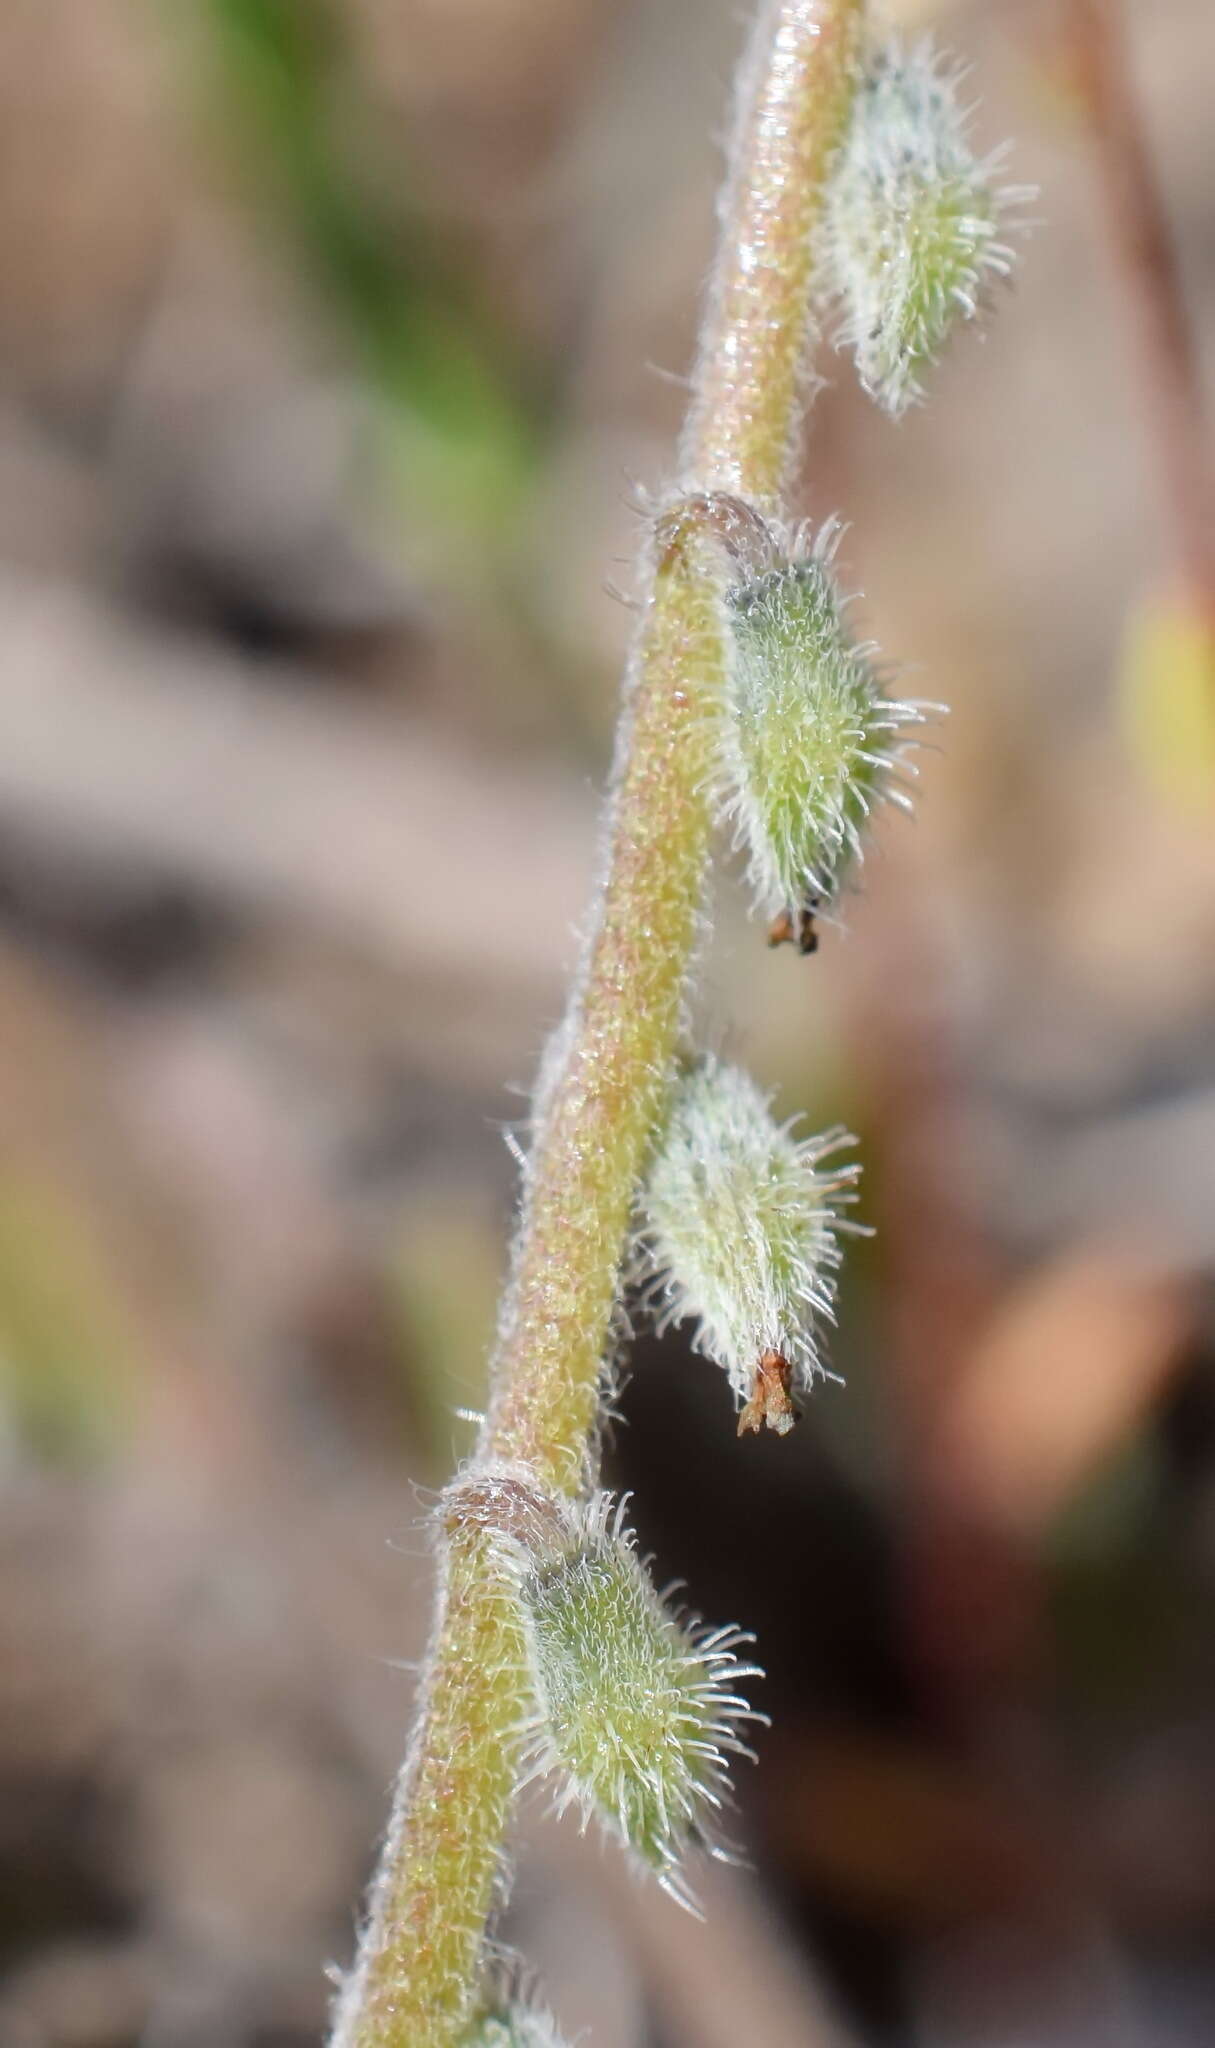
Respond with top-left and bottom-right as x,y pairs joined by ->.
766,903 -> 819,955
737,1350 -> 800,1437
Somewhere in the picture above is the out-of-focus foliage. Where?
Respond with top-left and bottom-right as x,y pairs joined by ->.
1119,591 -> 1215,813
0,1172 -> 136,1461
193,0 -> 538,548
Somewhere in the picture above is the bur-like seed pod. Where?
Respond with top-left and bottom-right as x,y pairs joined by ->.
461,1988 -> 569,2048
718,522 -> 927,925
825,36 -> 1024,415
503,1489 -> 762,1906
641,1057 -> 861,1433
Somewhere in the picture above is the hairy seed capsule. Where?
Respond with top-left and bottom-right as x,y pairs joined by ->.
718,524 -> 927,922
508,1491 -> 762,1905
461,1996 -> 569,2048
825,36 -> 1024,415
641,1057 -> 861,1429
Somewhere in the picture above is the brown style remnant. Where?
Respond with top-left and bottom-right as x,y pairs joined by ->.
737,1350 -> 800,1436
767,900 -> 820,954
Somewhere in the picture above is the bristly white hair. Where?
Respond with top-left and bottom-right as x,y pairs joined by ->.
488,1485 -> 764,1913
715,518 -> 935,921
637,1055 -> 868,1415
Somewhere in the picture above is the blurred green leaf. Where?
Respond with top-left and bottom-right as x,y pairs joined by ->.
189,0 -> 539,549
0,1172 -> 137,1464
1119,589 -> 1215,813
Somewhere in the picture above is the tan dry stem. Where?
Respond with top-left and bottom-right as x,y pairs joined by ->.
332,7 -> 863,2043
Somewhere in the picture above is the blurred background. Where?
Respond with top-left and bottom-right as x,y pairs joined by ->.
1,1 -> 1213,2043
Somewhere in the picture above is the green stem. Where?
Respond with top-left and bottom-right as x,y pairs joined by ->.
331,8 -> 863,2044
484,512 -> 727,1491
683,0 -> 864,508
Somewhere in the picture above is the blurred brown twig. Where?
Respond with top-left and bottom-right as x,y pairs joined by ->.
1066,0 -> 1215,629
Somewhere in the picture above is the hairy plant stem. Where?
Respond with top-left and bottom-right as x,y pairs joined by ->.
683,0 -> 863,505
331,7 -> 863,2044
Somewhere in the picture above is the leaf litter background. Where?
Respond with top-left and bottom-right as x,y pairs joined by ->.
0,1 -> 1213,2044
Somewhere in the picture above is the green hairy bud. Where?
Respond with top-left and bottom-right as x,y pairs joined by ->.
718,521 -> 928,927
825,36 -> 1027,415
640,1057 -> 861,1434
480,1482 -> 762,1907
